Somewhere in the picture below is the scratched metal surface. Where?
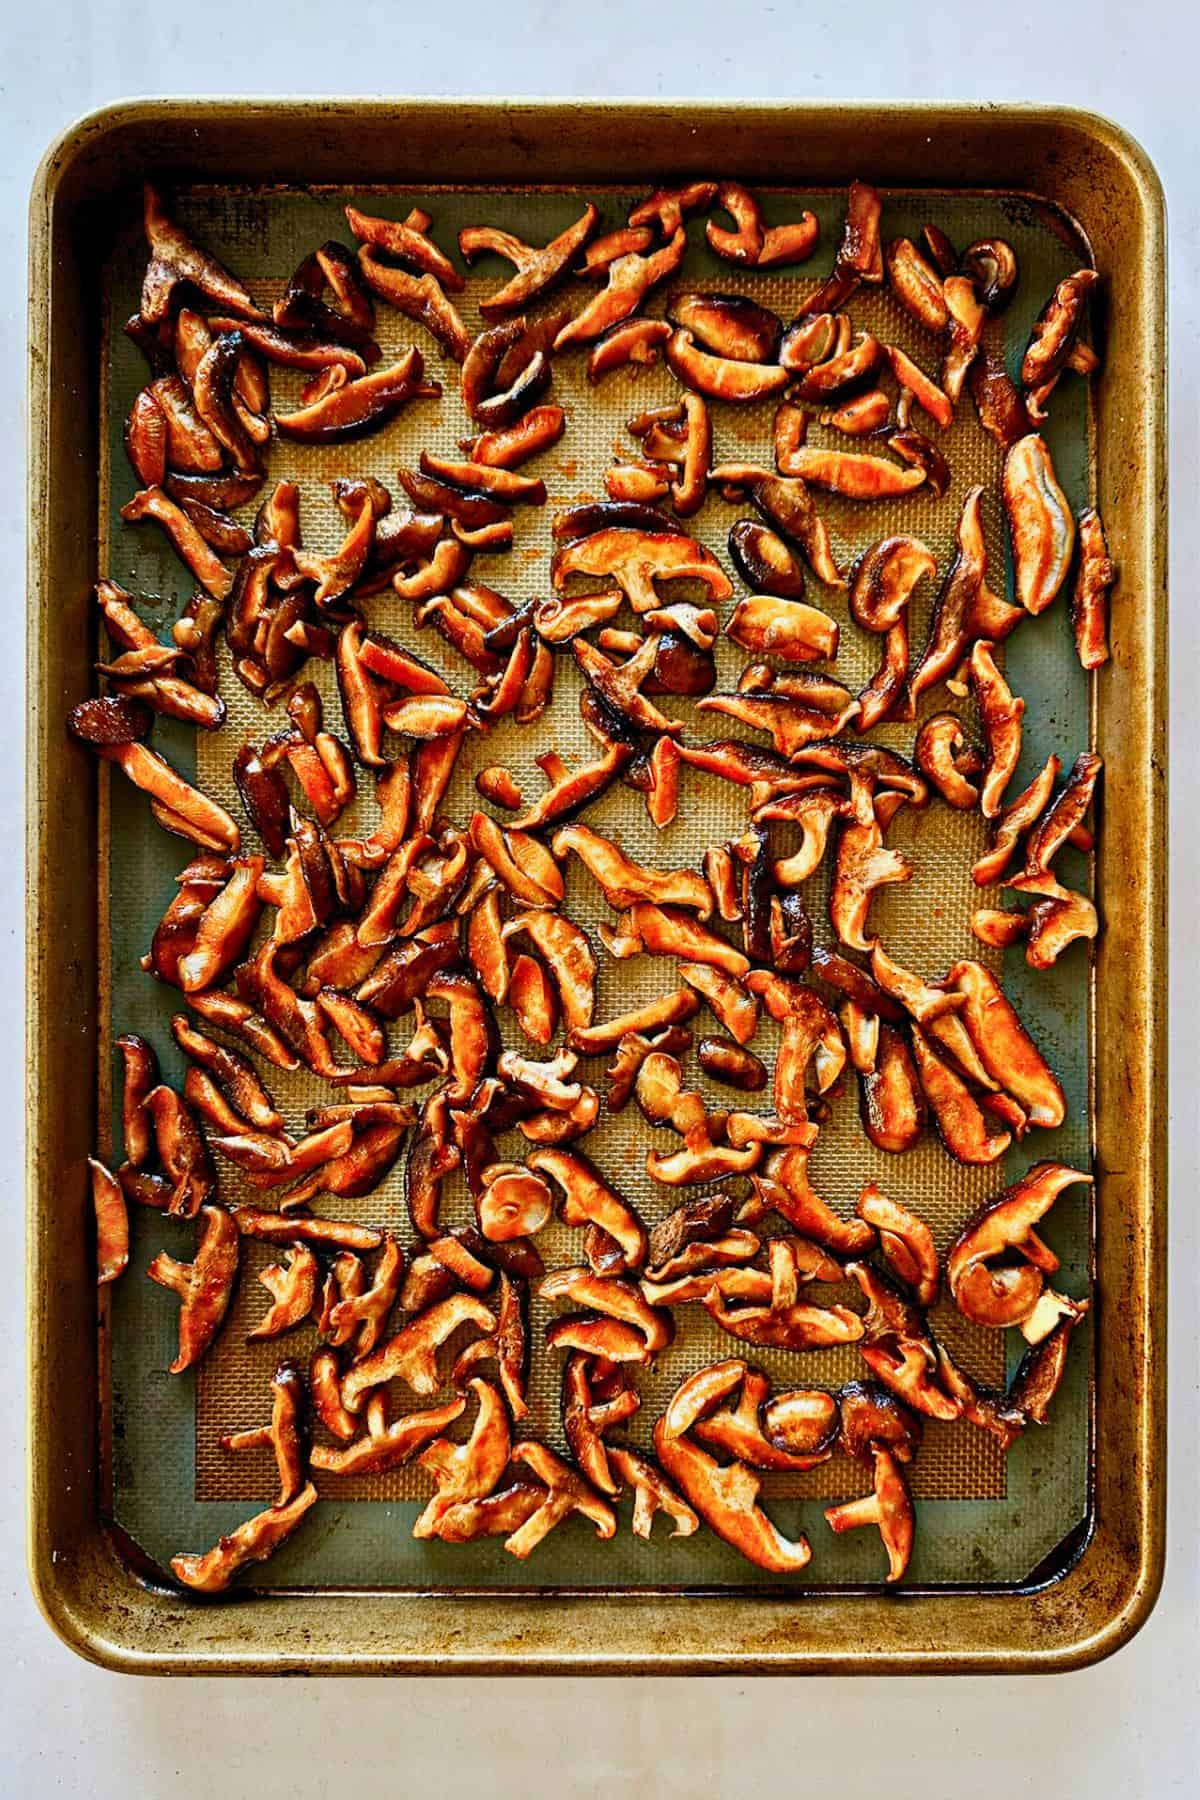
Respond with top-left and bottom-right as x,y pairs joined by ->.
98,183 -> 1093,1592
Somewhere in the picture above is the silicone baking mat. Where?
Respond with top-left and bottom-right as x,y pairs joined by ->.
99,182 -> 1094,1591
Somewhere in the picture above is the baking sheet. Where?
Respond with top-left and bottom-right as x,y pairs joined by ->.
98,183 -> 1093,1592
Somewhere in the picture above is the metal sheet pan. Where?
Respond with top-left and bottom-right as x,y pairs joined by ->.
27,98 -> 1166,1673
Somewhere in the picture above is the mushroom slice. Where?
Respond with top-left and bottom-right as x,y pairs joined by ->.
341,1292 -> 496,1409
971,754 -> 1061,887
275,347 -> 439,438
858,1023 -> 926,1154
694,1367 -> 835,1470
744,972 -> 845,1122
1003,871 -> 1100,970
698,1037 -> 768,1093
231,1209 -> 382,1252
411,1378 -> 512,1537
736,472 -> 846,589
503,1443 -> 617,1558
855,1183 -> 939,1307
728,519 -> 807,601
118,486 -> 234,601
171,1014 -> 282,1133
604,904 -> 749,981
502,910 -> 596,1035
143,1084 -> 216,1218
170,1483 -> 317,1594
559,1353 -> 641,1495
114,1032 -> 159,1169
175,858 -> 264,994
750,1146 -> 872,1254
940,273 -> 984,402
830,812 -> 912,952
1071,507 -> 1114,670
309,1346 -> 358,1441
552,823 -> 712,916
969,639 -> 1025,820
312,1394 -> 467,1478
909,1026 -> 1010,1165
653,1420 -> 811,1573
468,813 -> 562,908
726,594 -> 838,665
945,961 -> 1066,1128
89,1157 -> 129,1285
245,1246 -> 320,1341
933,1345 -> 1026,1449
451,1270 -> 530,1421
528,1148 -> 648,1275
354,250 -> 468,360
140,183 -> 260,325
946,1162 -> 1090,1329
669,291 -> 783,362
221,1362 -> 307,1505
458,203 -> 598,315
506,740 -> 632,832
699,678 -> 858,757
837,1379 -> 922,1464
847,1261 -> 961,1422
1025,752 -> 1103,874
665,328 -> 790,403
605,1446 -> 698,1539
569,989 -> 699,1057
824,1444 -> 914,1583
554,229 -> 687,349
343,203 -> 462,289
777,446 -> 925,501
1003,434 -> 1076,614
327,1234 -> 406,1360
1008,1311 -> 1087,1423
552,524 -> 731,615
849,534 -> 936,632
868,944 -> 994,1088
274,1120 -> 410,1213
906,485 -> 1016,713
1021,268 -> 1099,418
147,1204 -> 239,1372
586,316 -> 672,383
884,236 -> 949,331
678,962 -> 759,1046
915,713 -> 982,809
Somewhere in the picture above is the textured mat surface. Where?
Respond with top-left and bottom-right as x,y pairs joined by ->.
100,182 -> 1093,1591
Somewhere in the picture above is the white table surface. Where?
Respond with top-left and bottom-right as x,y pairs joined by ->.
4,4 -> 1196,1793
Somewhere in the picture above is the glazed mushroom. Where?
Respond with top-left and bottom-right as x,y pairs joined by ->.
652,1418 -> 812,1573
945,1162 -> 1091,1331
909,1025 -> 1011,1165
726,593 -> 839,665
459,203 -> 599,315
170,1483 -> 317,1594
453,1270 -> 531,1421
1021,268 -> 1100,420
246,1245 -> 320,1341
944,961 -> 1066,1128
669,291 -> 783,361
68,697 -> 240,853
666,328 -> 790,404
603,904 -> 750,981
837,1379 -> 923,1464
503,1443 -> 617,1558
341,1292 -> 497,1408
552,824 -> 711,915
220,1362 -> 308,1505
139,183 -> 260,325
829,801 -> 913,952
824,1444 -> 914,1583
552,524 -> 732,615
849,535 -> 935,729
1003,434 -> 1076,615
89,1157 -> 129,1285
915,713 -> 982,809
704,182 -> 818,267
1071,507 -> 1114,670
311,1394 -> 467,1478
528,1147 -> 648,1274
1025,751 -> 1103,874
885,236 -> 949,332
541,1267 -> 674,1362
693,1366 -> 836,1470
847,1260 -> 961,1422
606,1446 -> 699,1539
908,485 -> 1020,713
412,1379 -> 512,1538
855,1183 -> 939,1307
147,1203 -> 240,1373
